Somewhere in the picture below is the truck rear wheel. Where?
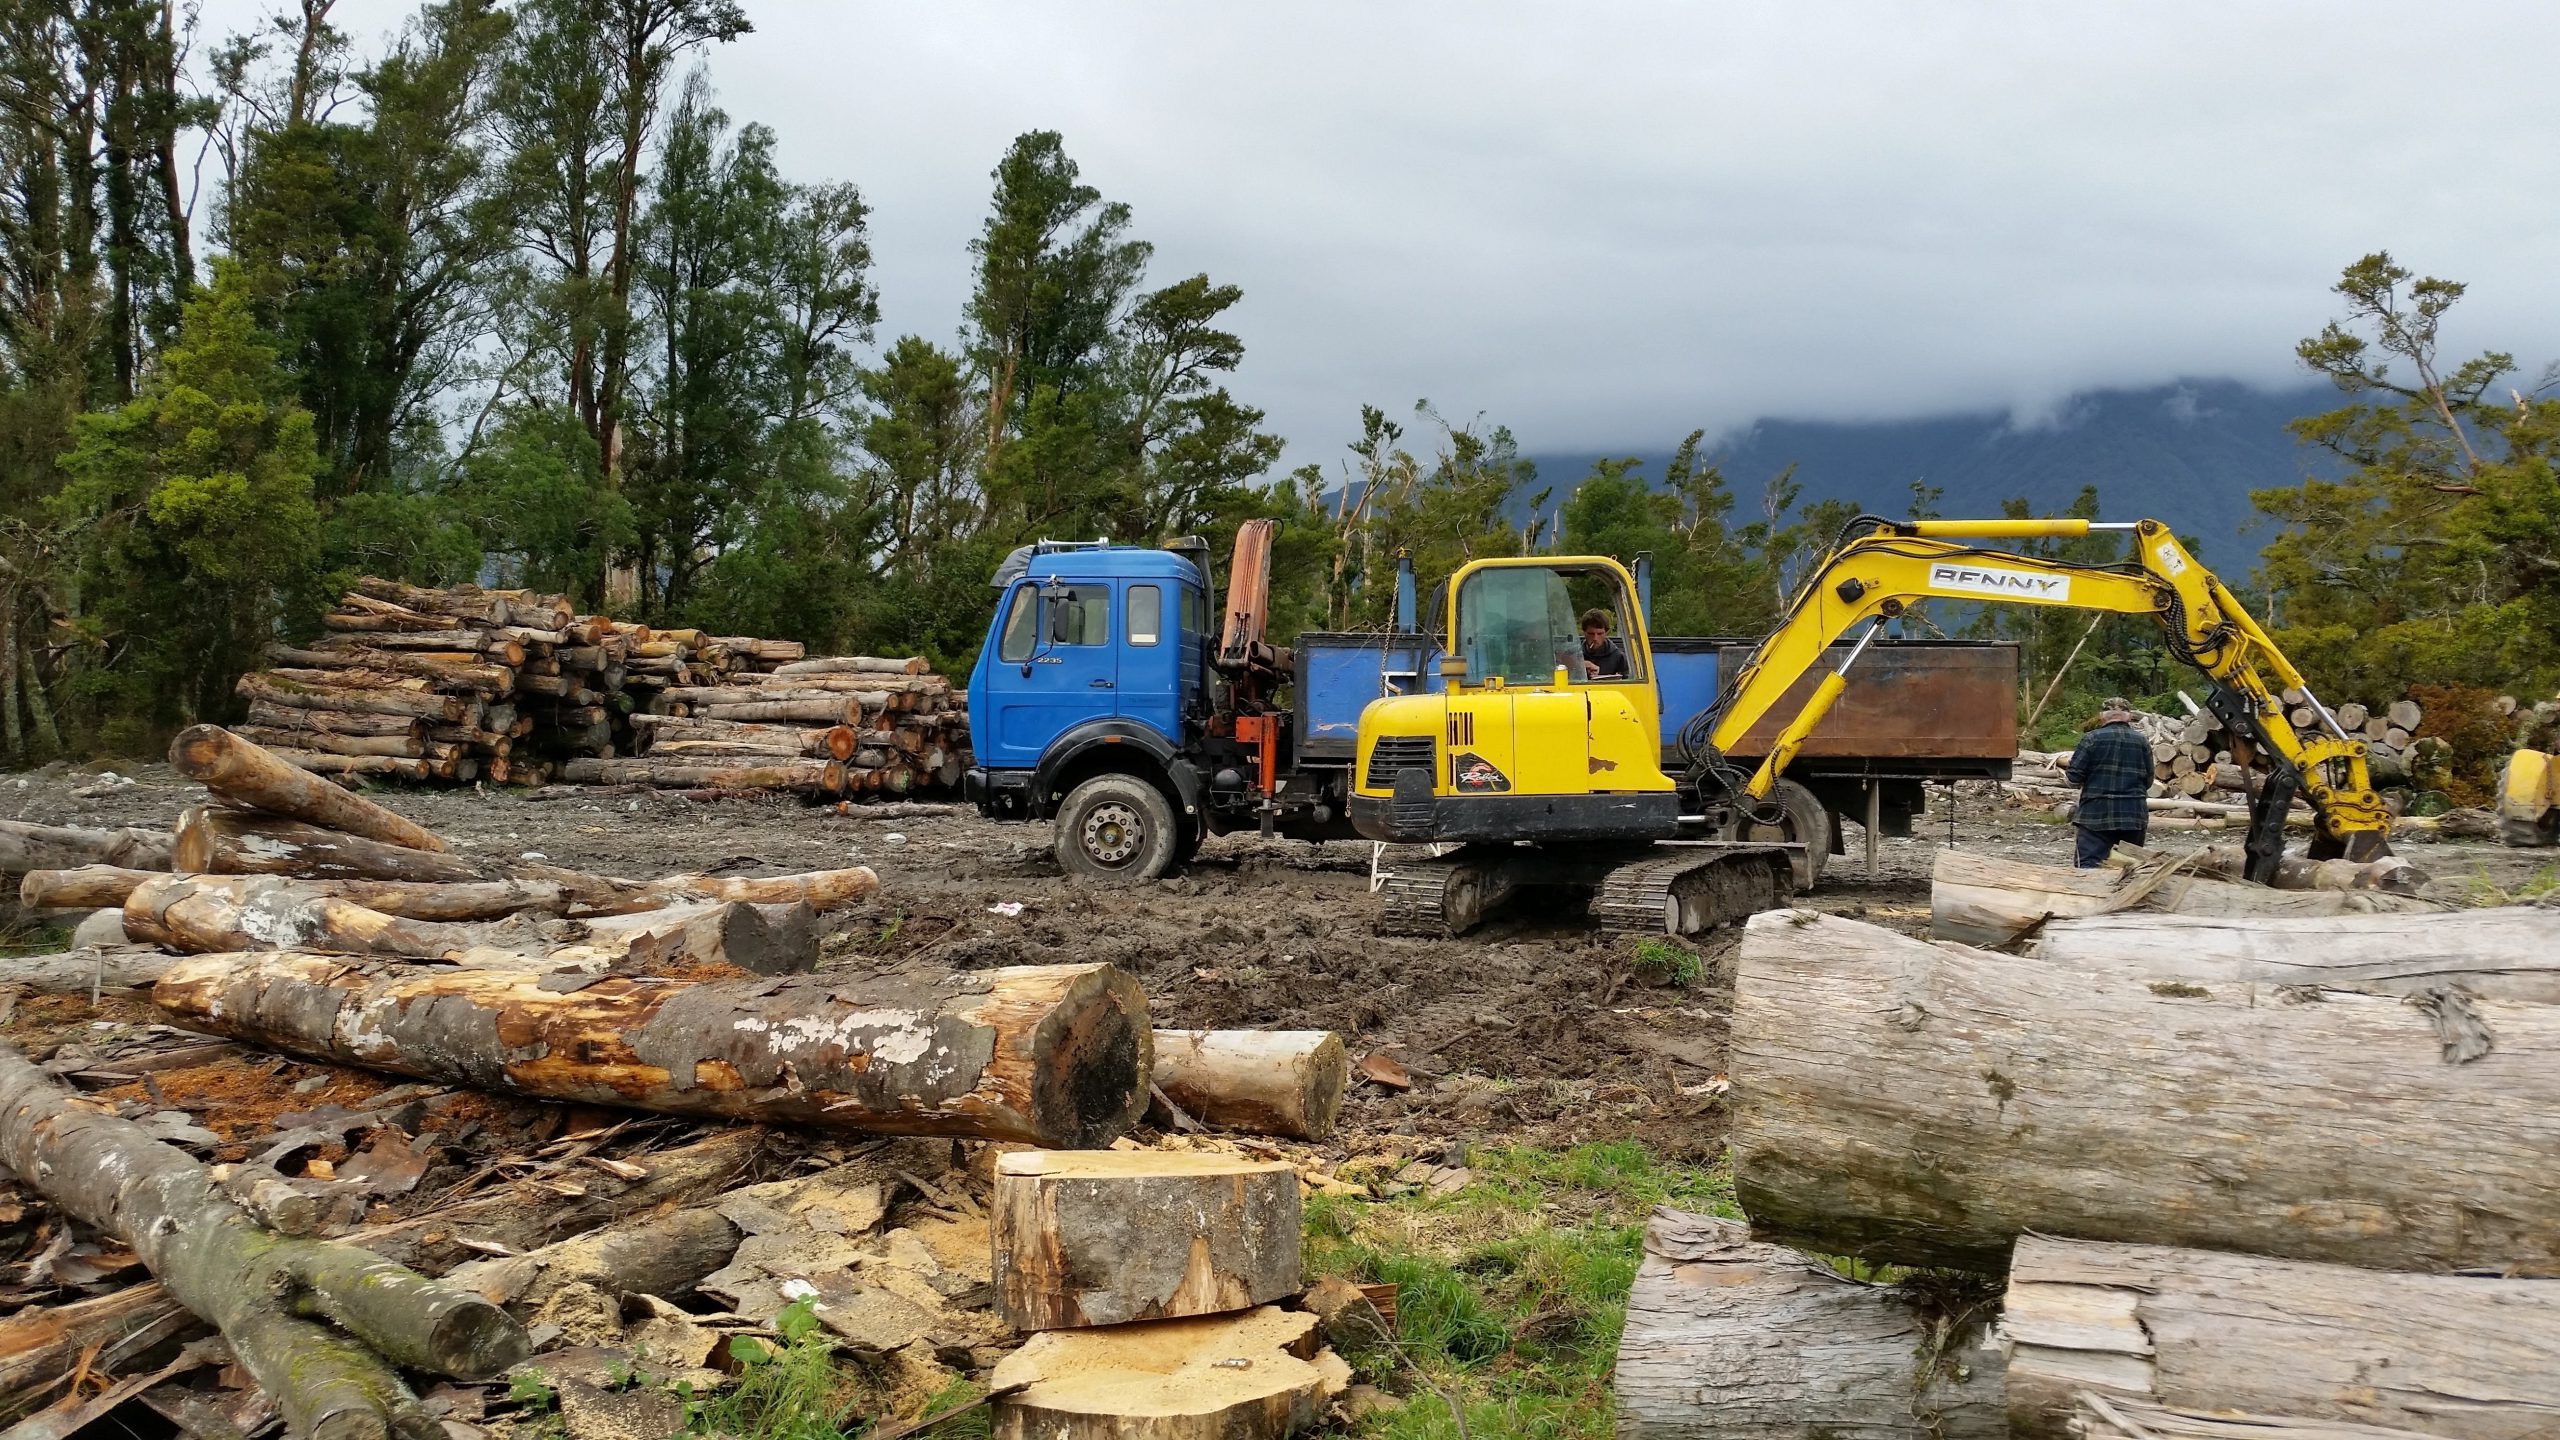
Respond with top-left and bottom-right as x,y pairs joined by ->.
1055,775 -> 1180,882
1732,777 -> 1830,892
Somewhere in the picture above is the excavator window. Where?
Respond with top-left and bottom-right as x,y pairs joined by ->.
1454,564 -> 1642,685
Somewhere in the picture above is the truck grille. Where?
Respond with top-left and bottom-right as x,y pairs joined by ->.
1365,734 -> 1438,790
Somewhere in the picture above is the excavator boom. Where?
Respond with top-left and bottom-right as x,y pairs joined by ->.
1694,517 -> 2389,876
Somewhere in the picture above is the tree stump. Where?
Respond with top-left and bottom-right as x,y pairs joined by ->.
993,1150 -> 1300,1330
990,1306 -> 1349,1440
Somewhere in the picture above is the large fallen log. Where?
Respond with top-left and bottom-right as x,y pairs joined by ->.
154,956 -> 1151,1148
0,818 -> 172,874
1929,850 -> 2441,947
1150,1029 -> 1348,1141
169,725 -> 448,852
123,873 -> 499,961
2171,843 -> 2427,893
993,1150 -> 1301,1330
26,865 -> 567,921
1730,910 -> 2560,1273
0,1043 -> 528,1440
2034,907 -> 2560,1004
2002,1234 -> 2560,1440
172,808 -> 628,906
1613,1209 -> 2005,1440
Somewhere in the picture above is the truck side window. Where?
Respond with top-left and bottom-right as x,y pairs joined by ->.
1181,584 -> 1205,637
1050,585 -> 1109,645
1128,585 -> 1161,646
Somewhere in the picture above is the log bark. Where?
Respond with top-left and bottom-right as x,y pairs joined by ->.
695,697 -> 866,725
772,656 -> 928,676
123,873 -> 503,961
243,701 -> 418,737
154,957 -> 1151,1148
2034,907 -> 2560,1003
444,1205 -> 743,1308
629,715 -> 857,759
1149,1030 -> 1347,1141
1730,910 -> 2560,1273
573,899 -> 816,975
234,725 -> 424,758
989,1306 -> 1349,1440
993,1150 -> 1301,1330
1614,1209 -> 2005,1440
172,808 -> 630,907
629,867 -> 880,914
0,1044 -> 528,1440
2002,1234 -> 2560,1440
267,646 -> 515,693
558,756 -> 832,789
171,725 -> 449,852
238,673 -> 476,723
19,863 -> 160,911
0,818 -> 172,874
1929,850 -> 2440,947
0,946 -> 179,993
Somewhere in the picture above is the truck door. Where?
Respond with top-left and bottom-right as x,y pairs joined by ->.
1114,580 -> 1183,741
978,580 -> 1119,768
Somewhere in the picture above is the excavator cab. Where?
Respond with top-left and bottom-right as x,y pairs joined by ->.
1349,557 -> 1680,847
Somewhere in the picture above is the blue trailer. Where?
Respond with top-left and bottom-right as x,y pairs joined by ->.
967,535 -> 2016,884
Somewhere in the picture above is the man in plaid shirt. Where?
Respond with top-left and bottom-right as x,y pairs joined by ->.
2066,697 -> 2150,867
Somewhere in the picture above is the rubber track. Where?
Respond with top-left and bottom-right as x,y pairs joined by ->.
1588,847 -> 1793,935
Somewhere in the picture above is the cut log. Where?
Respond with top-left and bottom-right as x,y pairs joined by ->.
1929,850 -> 2440,947
122,873 -> 500,961
994,1150 -> 1300,1330
238,673 -> 477,723
2035,907 -> 2560,1003
172,808 -> 632,907
0,1043 -> 529,1440
2388,699 -> 2423,731
1613,1209 -> 2005,1440
264,749 -> 442,780
772,656 -> 928,677
1149,1029 -> 1348,1141
990,1306 -> 1349,1440
0,946 -> 181,993
2172,843 -> 2425,893
266,645 -> 514,693
629,716 -> 858,759
559,757 -> 832,789
572,899 -> 817,975
0,818 -> 173,874
1731,910 -> 2560,1272
2002,1234 -> 2560,1440
444,1205 -> 743,1309
234,725 -> 424,758
19,864 -> 161,911
170,725 -> 448,852
244,701 -> 418,737
695,697 -> 865,725
154,957 -> 1151,1148
626,866 -> 880,914
2335,701 -> 2369,731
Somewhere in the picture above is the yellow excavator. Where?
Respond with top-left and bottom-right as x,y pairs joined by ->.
1347,515 -> 2393,935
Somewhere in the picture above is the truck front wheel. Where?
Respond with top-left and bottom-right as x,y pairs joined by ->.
1054,775 -> 1180,881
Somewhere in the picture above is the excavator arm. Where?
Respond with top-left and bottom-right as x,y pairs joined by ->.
1688,517 -> 2390,877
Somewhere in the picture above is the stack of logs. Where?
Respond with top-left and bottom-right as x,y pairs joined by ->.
0,725 -> 1356,1440
584,654 -> 971,797
234,577 -> 970,797
1614,859 -> 2560,1440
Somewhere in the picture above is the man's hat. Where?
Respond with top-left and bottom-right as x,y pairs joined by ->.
2100,697 -> 2136,722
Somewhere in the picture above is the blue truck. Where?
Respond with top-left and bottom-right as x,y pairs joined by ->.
964,529 -> 2018,887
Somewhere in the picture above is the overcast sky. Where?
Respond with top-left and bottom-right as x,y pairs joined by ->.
197,1 -> 2560,472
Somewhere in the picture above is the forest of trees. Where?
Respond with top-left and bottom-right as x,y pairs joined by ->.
0,0 -> 2549,762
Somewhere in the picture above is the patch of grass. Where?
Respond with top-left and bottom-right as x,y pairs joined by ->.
1630,938 -> 1701,988
0,919 -> 70,958
689,1300 -> 866,1440
2462,861 -> 2560,907
1307,1141 -> 1738,1438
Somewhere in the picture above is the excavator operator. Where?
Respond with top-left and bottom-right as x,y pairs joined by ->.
1579,609 -> 1629,680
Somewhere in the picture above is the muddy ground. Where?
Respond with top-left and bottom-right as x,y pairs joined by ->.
8,761 -> 2546,1164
